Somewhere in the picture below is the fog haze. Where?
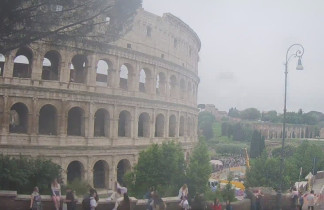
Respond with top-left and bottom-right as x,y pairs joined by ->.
143,0 -> 324,113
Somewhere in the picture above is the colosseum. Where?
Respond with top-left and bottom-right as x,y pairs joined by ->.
0,8 -> 201,189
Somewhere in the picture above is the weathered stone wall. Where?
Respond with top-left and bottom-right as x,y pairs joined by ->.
0,9 -> 200,188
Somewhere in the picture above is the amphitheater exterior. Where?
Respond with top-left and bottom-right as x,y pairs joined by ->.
0,9 -> 201,189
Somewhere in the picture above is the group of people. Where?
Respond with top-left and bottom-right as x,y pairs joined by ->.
211,199 -> 233,210
30,178 -> 77,210
107,182 -> 130,210
144,187 -> 166,210
211,155 -> 246,173
291,187 -> 319,210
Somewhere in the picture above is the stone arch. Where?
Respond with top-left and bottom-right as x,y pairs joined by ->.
138,112 -> 150,137
94,108 -> 110,137
42,50 -> 60,80
180,79 -> 186,99
117,159 -> 131,186
169,115 -> 177,137
67,161 -> 85,183
118,110 -> 131,137
139,68 -> 151,93
0,53 -> 5,76
179,116 -> 184,136
96,59 -> 110,86
155,114 -> 165,137
93,160 -> 109,188
156,72 -> 166,95
67,107 -> 85,136
13,47 -> 33,78
70,54 -> 87,83
119,64 -> 132,90
39,104 -> 57,135
9,102 -> 29,133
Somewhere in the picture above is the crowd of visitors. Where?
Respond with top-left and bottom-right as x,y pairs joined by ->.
211,154 -> 246,172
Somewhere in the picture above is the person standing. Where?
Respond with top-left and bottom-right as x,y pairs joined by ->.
211,198 -> 222,210
307,190 -> 316,210
51,178 -> 61,210
255,189 -> 263,210
90,189 -> 98,210
65,187 -> 76,210
117,193 -> 131,210
291,187 -> 298,210
297,192 -> 304,210
30,186 -> 42,210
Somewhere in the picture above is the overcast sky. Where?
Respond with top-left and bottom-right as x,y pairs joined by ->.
143,0 -> 324,114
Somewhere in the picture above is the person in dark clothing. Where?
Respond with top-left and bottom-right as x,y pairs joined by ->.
117,193 -> 131,210
65,187 -> 76,210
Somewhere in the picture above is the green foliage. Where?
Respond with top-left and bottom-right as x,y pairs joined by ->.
228,108 -> 240,118
186,140 -> 212,198
124,141 -> 186,197
261,111 -> 279,123
199,111 -> 216,140
221,173 -> 235,202
240,108 -> 261,121
249,130 -> 265,158
65,179 -> 89,196
214,144 -> 244,155
0,154 -> 61,194
221,122 -> 253,142
272,145 -> 296,158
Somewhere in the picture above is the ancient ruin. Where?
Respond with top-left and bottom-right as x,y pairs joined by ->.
0,8 -> 200,189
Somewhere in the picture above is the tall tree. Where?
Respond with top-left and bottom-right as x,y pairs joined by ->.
186,139 -> 211,198
240,108 -> 261,121
198,111 -> 216,140
0,0 -> 142,53
250,130 -> 265,158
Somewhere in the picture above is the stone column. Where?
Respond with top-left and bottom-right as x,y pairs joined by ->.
111,105 -> 119,140
3,52 -> 15,78
166,110 -> 170,137
88,102 -> 95,139
59,100 -> 67,137
2,95 -> 9,134
59,51 -> 71,83
31,50 -> 43,81
86,54 -> 97,87
133,107 -> 138,139
31,97 -> 39,135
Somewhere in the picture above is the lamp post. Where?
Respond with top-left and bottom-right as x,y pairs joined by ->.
277,44 -> 304,209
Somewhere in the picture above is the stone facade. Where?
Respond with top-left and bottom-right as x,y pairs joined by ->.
0,9 -> 200,189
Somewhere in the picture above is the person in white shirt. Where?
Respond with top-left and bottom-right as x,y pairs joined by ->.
307,190 -> 316,210
90,190 -> 97,210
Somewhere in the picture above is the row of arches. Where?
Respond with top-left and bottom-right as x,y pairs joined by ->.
66,159 -> 131,189
0,47 -> 198,102
9,102 -> 197,138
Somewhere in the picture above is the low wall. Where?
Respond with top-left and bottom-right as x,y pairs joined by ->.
0,190 -> 251,210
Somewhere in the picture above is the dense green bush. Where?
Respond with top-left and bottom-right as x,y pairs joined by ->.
0,154 -> 61,194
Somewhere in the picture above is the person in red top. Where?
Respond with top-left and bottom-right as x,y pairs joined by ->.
211,198 -> 222,210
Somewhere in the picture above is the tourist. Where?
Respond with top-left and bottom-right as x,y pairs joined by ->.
297,191 -> 304,210
306,190 -> 316,210
144,187 -> 154,210
30,186 -> 42,210
151,190 -> 166,210
90,189 -> 98,210
225,200 -> 232,210
178,184 -> 189,208
65,187 -> 76,210
255,189 -> 263,210
117,193 -> 131,210
211,198 -> 222,210
51,178 -> 61,210
291,186 -> 298,209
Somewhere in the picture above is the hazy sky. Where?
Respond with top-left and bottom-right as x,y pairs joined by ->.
143,0 -> 324,113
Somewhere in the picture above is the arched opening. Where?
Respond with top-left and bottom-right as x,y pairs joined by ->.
94,109 -> 109,137
67,107 -> 84,136
13,47 -> 33,78
117,159 -> 131,186
180,79 -> 186,99
0,53 -> 5,76
96,60 -> 109,86
39,104 -> 57,135
169,115 -> 176,137
169,75 -> 177,97
9,103 -> 28,133
179,116 -> 184,136
139,69 -> 146,92
70,55 -> 87,83
118,110 -> 131,137
156,72 -> 166,95
155,114 -> 164,137
42,51 -> 60,80
119,64 -> 129,90
93,160 -> 109,189
67,161 -> 84,183
138,112 -> 150,137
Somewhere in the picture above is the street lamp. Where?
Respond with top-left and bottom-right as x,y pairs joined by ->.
277,44 -> 304,209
